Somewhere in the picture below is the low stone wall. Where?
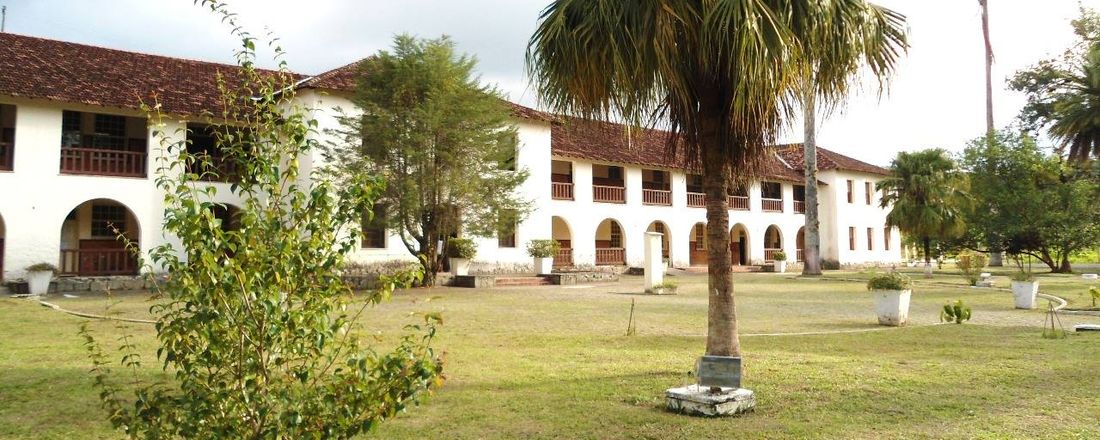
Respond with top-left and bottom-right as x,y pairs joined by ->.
544,271 -> 619,285
4,275 -> 164,295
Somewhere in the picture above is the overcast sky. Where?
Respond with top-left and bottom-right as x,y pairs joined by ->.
3,0 -> 1096,165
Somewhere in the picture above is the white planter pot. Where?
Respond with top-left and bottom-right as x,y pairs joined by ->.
775,261 -> 787,273
533,257 -> 553,275
450,258 -> 471,276
26,270 -> 53,295
1011,280 -> 1039,310
872,289 -> 911,326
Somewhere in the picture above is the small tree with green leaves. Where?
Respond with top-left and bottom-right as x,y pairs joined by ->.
80,4 -> 441,438
956,251 -> 988,286
328,35 -> 531,286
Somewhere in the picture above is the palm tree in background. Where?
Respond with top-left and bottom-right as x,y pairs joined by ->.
1048,43 -> 1100,162
792,1 -> 908,276
527,1 -> 907,366
877,149 -> 968,277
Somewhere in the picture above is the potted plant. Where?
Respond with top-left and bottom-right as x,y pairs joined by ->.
24,263 -> 59,295
647,280 -> 678,295
526,239 -> 560,275
446,238 -> 476,276
772,250 -> 788,273
866,271 -> 913,326
1006,271 -> 1038,309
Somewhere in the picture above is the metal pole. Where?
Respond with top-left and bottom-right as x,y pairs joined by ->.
2,6 -> 7,33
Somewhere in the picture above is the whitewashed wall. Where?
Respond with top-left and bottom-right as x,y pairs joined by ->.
817,169 -> 903,264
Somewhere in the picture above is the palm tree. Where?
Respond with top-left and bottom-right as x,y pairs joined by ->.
1049,44 -> 1100,162
792,2 -> 909,276
877,149 -> 968,277
527,2 -> 907,364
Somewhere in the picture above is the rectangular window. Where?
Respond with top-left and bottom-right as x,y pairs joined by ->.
62,110 -> 82,147
610,222 -> 623,248
91,204 -> 126,238
694,224 -> 705,250
687,174 -> 704,193
848,227 -> 855,251
867,227 -> 874,250
608,166 -> 623,181
92,114 -> 126,149
361,204 -> 386,249
760,181 -> 782,199
865,182 -> 873,205
884,226 -> 892,251
846,180 -> 854,203
497,210 -> 517,248
793,185 -> 806,202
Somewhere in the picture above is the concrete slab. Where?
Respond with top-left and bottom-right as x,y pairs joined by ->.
666,385 -> 755,417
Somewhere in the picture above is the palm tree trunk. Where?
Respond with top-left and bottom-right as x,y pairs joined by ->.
701,129 -> 740,358
802,83 -> 822,276
923,236 -> 933,278
980,0 -> 1003,267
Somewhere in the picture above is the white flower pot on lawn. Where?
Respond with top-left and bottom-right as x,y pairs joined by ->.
449,258 -> 471,276
533,257 -> 553,275
872,289 -> 911,326
26,270 -> 53,295
1011,280 -> 1039,310
775,261 -> 787,273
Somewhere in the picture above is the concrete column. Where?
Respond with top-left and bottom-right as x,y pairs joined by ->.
625,166 -> 642,206
644,231 -> 664,290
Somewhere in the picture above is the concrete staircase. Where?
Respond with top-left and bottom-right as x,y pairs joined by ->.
494,276 -> 554,287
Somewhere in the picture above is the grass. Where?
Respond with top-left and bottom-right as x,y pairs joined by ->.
1,271 -> 1098,439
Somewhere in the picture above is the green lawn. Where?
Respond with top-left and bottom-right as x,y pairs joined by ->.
1,271 -> 1098,439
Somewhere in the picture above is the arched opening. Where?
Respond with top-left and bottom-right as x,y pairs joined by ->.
689,222 -> 707,266
0,213 -> 6,281
730,223 -> 749,266
646,221 -> 671,262
796,227 -> 806,262
212,203 -> 242,233
594,218 -> 625,265
551,216 -> 573,267
59,199 -> 141,276
764,225 -> 783,262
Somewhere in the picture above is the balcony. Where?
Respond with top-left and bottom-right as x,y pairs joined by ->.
60,147 -> 147,178
728,195 -> 749,211
687,192 -> 705,208
595,247 -> 625,265
0,141 -> 11,171
761,198 -> 784,212
593,185 -> 626,203
643,189 -> 672,206
794,200 -> 806,214
552,182 -> 574,200
59,248 -> 139,276
554,247 -> 573,266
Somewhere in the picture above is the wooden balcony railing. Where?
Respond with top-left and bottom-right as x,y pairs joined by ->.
60,147 -> 147,177
794,200 -> 806,214
796,249 -> 805,262
554,248 -> 573,266
595,247 -> 625,265
763,248 -> 781,262
551,182 -> 574,200
60,249 -> 139,276
0,141 -> 12,171
761,198 -> 784,212
687,192 -> 705,208
728,195 -> 749,211
593,185 -> 626,203
642,189 -> 672,206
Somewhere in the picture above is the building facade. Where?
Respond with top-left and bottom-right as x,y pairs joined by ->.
0,33 -> 901,281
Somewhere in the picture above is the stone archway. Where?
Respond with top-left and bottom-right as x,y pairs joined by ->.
646,221 -> 671,262
730,223 -> 749,266
689,222 -> 707,266
796,227 -> 806,262
594,218 -> 625,265
551,216 -> 573,266
764,225 -> 783,262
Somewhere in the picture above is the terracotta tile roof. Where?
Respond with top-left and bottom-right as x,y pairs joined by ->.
0,32 -> 301,117
551,118 -> 805,183
301,60 -> 558,123
773,143 -> 889,176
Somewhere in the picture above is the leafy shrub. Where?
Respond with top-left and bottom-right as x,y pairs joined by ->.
1091,286 -> 1100,308
822,259 -> 841,270
652,280 -> 678,289
343,259 -> 422,277
1010,270 -> 1036,282
940,300 -> 972,324
24,262 -> 59,274
446,238 -> 477,259
772,250 -> 787,262
526,239 -> 561,258
78,5 -> 441,438
867,271 -> 913,291
955,251 -> 988,286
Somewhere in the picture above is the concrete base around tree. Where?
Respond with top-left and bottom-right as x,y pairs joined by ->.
665,385 -> 756,417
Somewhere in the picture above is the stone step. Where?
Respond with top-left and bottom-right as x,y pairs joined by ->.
494,276 -> 554,287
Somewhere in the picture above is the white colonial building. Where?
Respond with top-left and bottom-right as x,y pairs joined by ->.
0,33 -> 901,281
